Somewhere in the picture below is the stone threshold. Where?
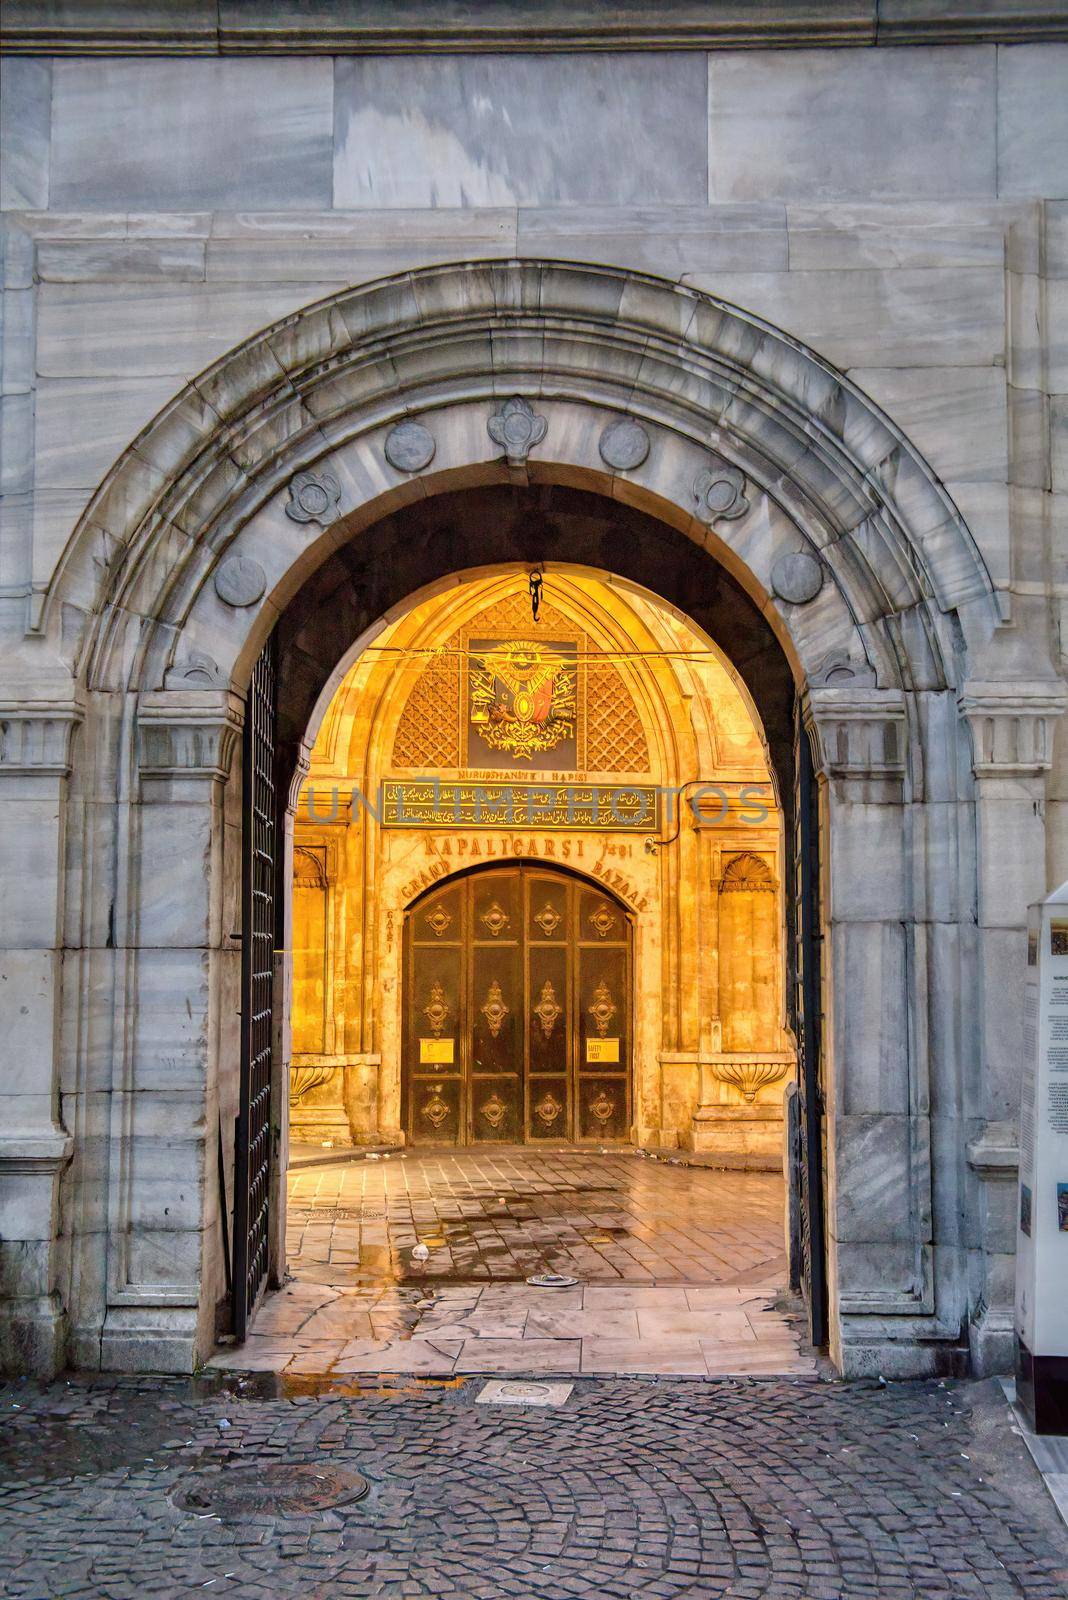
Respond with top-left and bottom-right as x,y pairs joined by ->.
288,1142 -> 402,1171
210,1279 -> 818,1382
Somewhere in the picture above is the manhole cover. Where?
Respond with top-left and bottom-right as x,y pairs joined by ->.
526,1272 -> 578,1289
476,1380 -> 573,1407
174,1463 -> 370,1516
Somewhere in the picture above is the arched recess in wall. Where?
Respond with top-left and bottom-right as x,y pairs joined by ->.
40,259 -> 1064,1383
273,487 -> 797,813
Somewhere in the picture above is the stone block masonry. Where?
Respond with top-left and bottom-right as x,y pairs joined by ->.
1,14 -> 1066,1385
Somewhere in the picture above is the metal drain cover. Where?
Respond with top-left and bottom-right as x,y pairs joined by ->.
174,1463 -> 370,1516
477,1380 -> 573,1407
526,1272 -> 578,1288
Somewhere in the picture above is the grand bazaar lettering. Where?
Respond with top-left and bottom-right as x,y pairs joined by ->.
399,833 -> 653,910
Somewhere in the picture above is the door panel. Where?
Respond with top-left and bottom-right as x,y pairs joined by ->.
412,879 -> 464,944
406,882 -> 464,1147
528,939 -> 569,1140
527,876 -> 568,942
471,941 -> 522,1141
580,886 -> 626,945
577,944 -> 629,1141
528,944 -> 568,1075
403,865 -> 631,1145
472,870 -> 520,942
578,1078 -> 629,1141
413,1075 -> 463,1143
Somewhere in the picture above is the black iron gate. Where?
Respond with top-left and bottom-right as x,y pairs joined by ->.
792,698 -> 828,1348
233,633 -> 278,1341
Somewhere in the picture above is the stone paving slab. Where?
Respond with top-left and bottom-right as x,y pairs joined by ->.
238,1149 -> 811,1381
1,1373 -> 1065,1599
216,1277 -> 815,1381
285,1147 -> 785,1288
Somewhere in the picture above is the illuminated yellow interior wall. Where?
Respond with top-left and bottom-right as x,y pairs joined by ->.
288,568 -> 792,1154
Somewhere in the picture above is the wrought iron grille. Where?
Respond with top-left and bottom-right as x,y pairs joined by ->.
793,700 -> 828,1348
233,633 -> 277,1340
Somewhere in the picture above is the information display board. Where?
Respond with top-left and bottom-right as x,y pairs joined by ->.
1014,880 -> 1068,1433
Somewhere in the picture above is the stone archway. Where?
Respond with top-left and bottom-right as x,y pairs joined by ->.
5,259 -> 1063,1381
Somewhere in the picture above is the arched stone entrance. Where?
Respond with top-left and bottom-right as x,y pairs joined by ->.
402,863 -> 634,1147
4,259 -> 1062,1382
285,556 -> 790,1167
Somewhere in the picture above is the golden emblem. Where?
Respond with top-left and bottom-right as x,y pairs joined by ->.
533,902 -> 562,937
588,979 -> 616,1037
479,1092 -> 508,1130
533,980 -> 562,1039
480,978 -> 510,1039
589,1090 -> 615,1125
588,903 -> 617,939
480,901 -> 510,937
469,638 -> 576,761
425,907 -> 452,938
422,1088 -> 450,1128
423,980 -> 450,1036
535,1092 -> 563,1126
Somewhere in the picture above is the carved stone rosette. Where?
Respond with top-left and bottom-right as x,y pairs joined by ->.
693,460 -> 749,524
487,395 -> 548,465
285,468 -> 341,525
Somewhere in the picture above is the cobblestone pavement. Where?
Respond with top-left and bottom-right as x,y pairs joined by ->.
2,1372 -> 1065,1599
231,1150 -> 810,1380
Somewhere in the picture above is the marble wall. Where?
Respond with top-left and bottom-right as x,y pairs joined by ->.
0,34 -> 1066,1379
3,44 -> 1063,625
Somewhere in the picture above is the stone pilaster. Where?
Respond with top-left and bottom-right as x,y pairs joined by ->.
0,701 -> 81,1375
958,680 -> 1066,1374
804,687 -> 949,1374
98,692 -> 242,1373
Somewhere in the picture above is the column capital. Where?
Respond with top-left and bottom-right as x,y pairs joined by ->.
286,738 -> 313,814
0,700 -> 83,782
136,691 -> 244,782
0,1131 -> 73,1175
803,687 -> 907,781
958,680 -> 1067,778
